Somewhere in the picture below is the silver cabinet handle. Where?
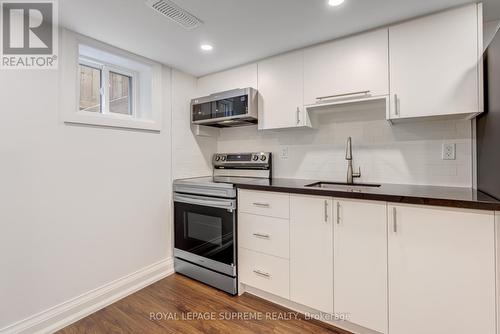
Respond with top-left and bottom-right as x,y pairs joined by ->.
253,233 -> 270,239
393,207 -> 397,233
324,200 -> 329,222
253,202 -> 270,208
316,90 -> 370,101
337,202 -> 341,225
394,94 -> 399,116
296,107 -> 300,125
253,270 -> 271,278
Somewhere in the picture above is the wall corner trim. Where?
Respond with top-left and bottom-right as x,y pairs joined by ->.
0,258 -> 174,334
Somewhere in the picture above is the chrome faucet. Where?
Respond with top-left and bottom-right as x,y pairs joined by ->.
345,137 -> 361,184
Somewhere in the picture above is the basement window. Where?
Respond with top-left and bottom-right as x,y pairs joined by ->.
61,30 -> 163,131
78,53 -> 137,118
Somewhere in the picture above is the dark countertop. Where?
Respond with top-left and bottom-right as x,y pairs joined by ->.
232,178 -> 500,211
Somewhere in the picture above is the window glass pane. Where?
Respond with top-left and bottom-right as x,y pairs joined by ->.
109,71 -> 132,115
79,64 -> 101,112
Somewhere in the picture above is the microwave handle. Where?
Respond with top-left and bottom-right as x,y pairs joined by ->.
174,193 -> 236,211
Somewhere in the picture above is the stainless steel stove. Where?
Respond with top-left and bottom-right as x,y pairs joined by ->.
172,152 -> 272,295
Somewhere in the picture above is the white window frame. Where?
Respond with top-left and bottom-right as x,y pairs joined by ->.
78,56 -> 139,119
60,30 -> 163,131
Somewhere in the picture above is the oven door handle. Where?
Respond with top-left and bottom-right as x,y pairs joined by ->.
174,193 -> 236,211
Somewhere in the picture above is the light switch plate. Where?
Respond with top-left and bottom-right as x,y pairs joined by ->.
442,143 -> 456,160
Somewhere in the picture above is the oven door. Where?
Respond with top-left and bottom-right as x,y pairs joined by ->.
173,193 -> 236,276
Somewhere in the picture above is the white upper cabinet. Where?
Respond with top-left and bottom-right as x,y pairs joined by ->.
389,4 -> 481,120
388,204 -> 496,334
334,199 -> 388,334
258,51 -> 311,130
304,29 -> 389,107
290,194 -> 334,314
194,5 -> 482,126
196,63 -> 258,97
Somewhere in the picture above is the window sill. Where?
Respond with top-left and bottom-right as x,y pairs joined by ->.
64,111 -> 161,131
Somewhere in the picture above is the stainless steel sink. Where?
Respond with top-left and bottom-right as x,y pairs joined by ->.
305,181 -> 381,191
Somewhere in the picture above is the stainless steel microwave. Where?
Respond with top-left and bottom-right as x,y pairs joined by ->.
191,87 -> 258,127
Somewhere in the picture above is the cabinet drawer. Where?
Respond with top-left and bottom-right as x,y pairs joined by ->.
238,213 -> 289,259
238,248 -> 290,299
238,190 -> 289,219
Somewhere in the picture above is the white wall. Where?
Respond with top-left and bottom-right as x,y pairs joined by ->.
172,70 -> 217,179
0,40 -> 175,331
0,29 -> 217,329
217,102 -> 472,187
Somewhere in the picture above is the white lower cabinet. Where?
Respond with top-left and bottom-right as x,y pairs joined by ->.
238,192 -> 290,300
238,248 -> 290,299
238,190 -> 498,334
388,204 -> 496,334
238,189 -> 290,219
334,199 -> 387,333
290,194 -> 334,314
238,213 -> 289,259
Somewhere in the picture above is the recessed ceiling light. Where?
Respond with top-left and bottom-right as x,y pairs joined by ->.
200,44 -> 213,51
328,0 -> 345,7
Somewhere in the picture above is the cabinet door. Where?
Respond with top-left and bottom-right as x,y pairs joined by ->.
197,63 -> 258,97
304,28 -> 389,106
290,195 -> 333,313
258,51 -> 309,130
334,199 -> 387,333
389,4 -> 480,119
388,204 -> 496,334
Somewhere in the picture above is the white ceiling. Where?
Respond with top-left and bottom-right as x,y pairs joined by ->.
60,0 -> 500,77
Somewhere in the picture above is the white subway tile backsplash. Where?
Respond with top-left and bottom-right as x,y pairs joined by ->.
217,104 -> 472,187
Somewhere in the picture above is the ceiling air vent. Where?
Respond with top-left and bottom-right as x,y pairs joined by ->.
146,0 -> 203,30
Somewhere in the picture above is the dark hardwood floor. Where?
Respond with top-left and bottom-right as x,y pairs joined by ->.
58,274 -> 350,334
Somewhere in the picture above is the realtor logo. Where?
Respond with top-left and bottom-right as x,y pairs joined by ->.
1,0 -> 58,69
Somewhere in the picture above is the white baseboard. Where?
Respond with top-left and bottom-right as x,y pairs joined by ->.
1,258 -> 174,334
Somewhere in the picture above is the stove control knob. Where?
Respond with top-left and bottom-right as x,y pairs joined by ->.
252,155 -> 259,161
221,156 -> 227,161
260,155 -> 267,161
215,156 -> 221,161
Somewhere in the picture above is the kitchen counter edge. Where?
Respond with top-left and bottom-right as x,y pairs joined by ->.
233,179 -> 500,211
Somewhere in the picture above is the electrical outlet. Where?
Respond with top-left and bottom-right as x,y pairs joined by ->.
442,143 -> 456,160
279,146 -> 289,160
